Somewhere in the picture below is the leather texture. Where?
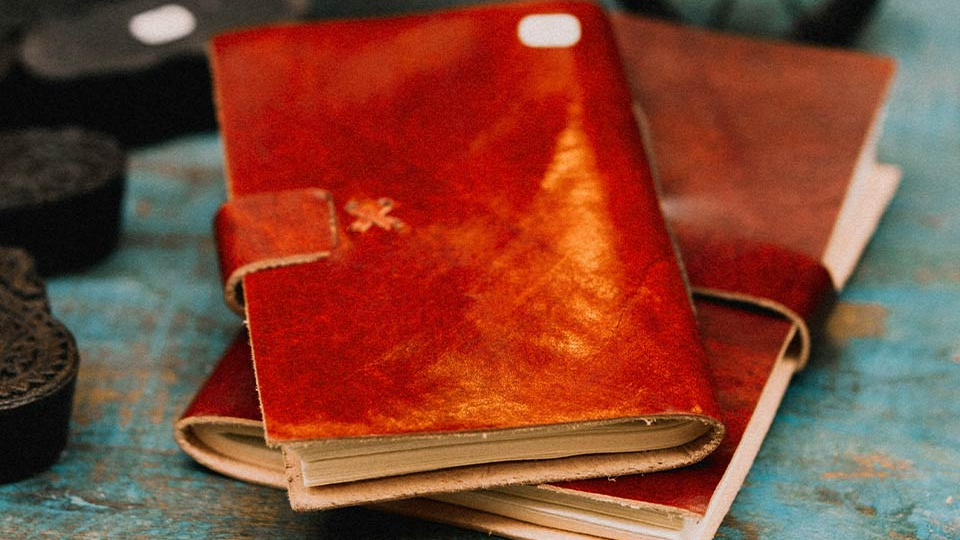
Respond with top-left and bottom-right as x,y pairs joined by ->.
174,295 -> 797,514
680,228 -> 834,325
396,13 -> 896,536
214,188 -> 338,313
211,0 -> 721,459
547,297 -> 792,513
679,227 -> 836,370
179,332 -> 260,423
180,5 -> 896,530
535,10 -> 892,519
175,295 -> 792,497
614,11 -> 895,279
174,332 -> 282,489
378,296 -> 797,526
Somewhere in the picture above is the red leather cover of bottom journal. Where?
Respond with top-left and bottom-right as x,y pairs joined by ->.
208,1 -> 721,509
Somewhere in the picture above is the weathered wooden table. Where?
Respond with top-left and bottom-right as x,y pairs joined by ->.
1,1 -> 957,538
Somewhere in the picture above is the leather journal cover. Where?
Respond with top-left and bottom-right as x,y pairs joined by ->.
176,8 -> 900,539
205,0 -> 723,510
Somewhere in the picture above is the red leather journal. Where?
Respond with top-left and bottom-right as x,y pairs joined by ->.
176,8 -> 899,538
206,1 -> 722,510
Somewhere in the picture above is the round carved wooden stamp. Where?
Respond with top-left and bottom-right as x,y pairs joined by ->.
0,248 -> 79,483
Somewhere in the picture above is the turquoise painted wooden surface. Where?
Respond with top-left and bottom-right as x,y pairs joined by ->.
713,1 -> 960,538
1,1 -> 958,538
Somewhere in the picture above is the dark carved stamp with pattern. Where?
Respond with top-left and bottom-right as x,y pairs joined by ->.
0,247 -> 79,483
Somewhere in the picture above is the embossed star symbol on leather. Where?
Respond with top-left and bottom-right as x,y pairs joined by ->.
345,197 -> 405,233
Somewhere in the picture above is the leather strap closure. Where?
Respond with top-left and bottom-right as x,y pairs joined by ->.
214,188 -> 338,315
675,225 -> 836,370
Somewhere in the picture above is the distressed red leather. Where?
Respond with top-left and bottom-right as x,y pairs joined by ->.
534,10 -> 893,519
679,228 -> 834,323
614,11 -> 895,288
179,6 -> 897,533
677,227 -> 836,369
380,296 -> 798,526
209,0 -> 722,505
398,13 -> 896,537
174,332 -> 282,489
548,297 -> 792,513
382,12 -> 897,538
175,294 -> 793,496
214,188 -> 337,313
180,333 -> 259,423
